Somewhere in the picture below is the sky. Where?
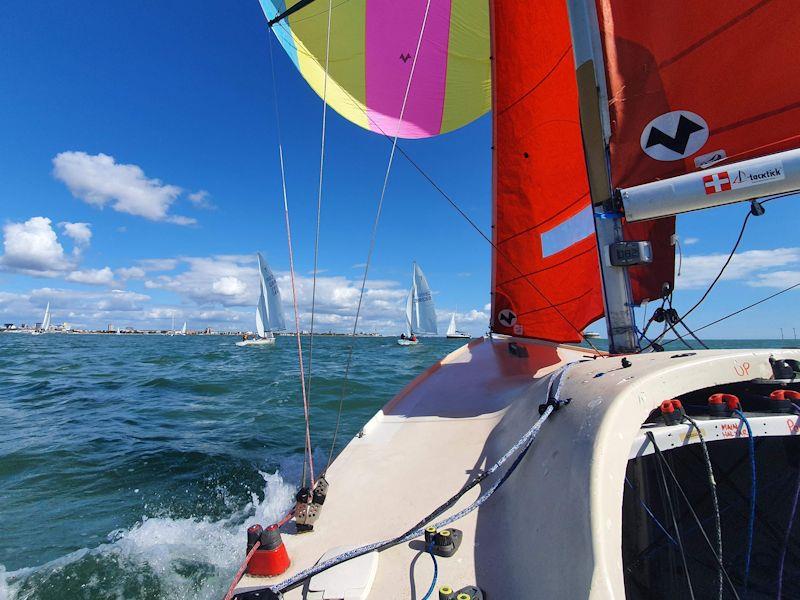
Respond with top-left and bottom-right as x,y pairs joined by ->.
1,1 -> 798,338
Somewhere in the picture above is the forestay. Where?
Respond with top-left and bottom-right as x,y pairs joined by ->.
257,0 -> 490,139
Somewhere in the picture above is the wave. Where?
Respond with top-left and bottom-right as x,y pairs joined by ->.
0,469 -> 295,600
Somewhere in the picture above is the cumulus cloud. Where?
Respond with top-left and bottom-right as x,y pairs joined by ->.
65,267 -> 116,286
683,237 -> 700,245
0,216 -> 72,274
212,276 -> 246,296
60,222 -> 92,246
678,247 -> 800,289
52,151 -> 195,225
116,266 -> 146,280
749,270 -> 800,288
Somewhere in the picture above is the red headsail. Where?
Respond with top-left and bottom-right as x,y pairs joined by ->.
491,1 -> 704,342
491,0 -> 603,342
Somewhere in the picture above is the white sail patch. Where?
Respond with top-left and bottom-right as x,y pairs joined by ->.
540,206 -> 594,258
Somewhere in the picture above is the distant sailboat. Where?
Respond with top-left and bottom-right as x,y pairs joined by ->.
31,302 -> 51,335
179,321 -> 188,336
446,312 -> 470,339
236,252 -> 285,347
398,262 -> 436,346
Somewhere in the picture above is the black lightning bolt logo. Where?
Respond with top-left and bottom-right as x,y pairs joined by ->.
498,310 -> 516,327
645,115 -> 704,155
400,53 -> 412,63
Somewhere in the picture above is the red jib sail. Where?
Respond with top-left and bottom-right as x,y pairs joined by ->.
491,1 -> 604,342
491,1 -> 683,343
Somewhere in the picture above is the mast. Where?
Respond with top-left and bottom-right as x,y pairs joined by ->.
564,0 -> 638,354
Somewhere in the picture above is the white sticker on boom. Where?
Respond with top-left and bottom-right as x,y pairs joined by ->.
694,149 -> 727,169
702,160 -> 785,196
640,110 -> 708,161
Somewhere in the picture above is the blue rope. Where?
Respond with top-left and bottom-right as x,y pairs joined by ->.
625,476 -> 677,546
733,408 -> 757,589
420,543 -> 438,600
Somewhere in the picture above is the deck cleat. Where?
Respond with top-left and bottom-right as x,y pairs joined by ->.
247,524 -> 291,577
659,399 -> 685,425
769,389 -> 800,413
430,528 -> 463,558
438,586 -> 455,600
708,393 -> 740,418
454,587 -> 484,600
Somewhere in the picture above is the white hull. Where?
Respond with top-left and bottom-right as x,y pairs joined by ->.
236,337 -> 276,347
234,339 -> 800,599
446,333 -> 470,339
396,338 -> 418,346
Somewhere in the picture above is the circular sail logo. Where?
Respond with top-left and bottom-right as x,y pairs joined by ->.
640,110 -> 708,161
497,309 -> 517,327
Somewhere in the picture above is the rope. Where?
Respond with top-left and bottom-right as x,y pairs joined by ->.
650,431 -> 695,599
420,544 -> 438,600
245,365 -> 568,597
733,408 -> 757,590
624,476 -> 677,546
776,456 -> 800,599
646,431 -> 741,600
304,0 -> 334,484
267,33 -> 315,488
322,0 -> 434,473
223,540 -> 260,600
685,415 -> 723,600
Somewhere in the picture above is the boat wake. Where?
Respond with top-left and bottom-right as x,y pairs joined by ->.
0,469 -> 295,600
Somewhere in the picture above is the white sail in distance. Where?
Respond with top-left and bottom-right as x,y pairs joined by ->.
41,302 -> 51,331
181,322 -> 187,335
447,313 -> 457,337
257,252 -> 285,333
406,263 -> 437,335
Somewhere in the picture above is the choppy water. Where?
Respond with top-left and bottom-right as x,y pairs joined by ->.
0,334 -> 789,599
0,334 -> 467,599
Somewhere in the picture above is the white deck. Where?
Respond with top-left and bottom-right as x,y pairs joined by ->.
236,338 -> 800,599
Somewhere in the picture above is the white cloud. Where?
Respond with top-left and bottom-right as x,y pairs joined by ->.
678,247 -> 800,289
116,266 -> 146,280
60,222 -> 92,246
0,216 -> 71,274
212,276 -> 246,296
683,237 -> 700,245
52,151 -> 195,225
749,270 -> 800,288
187,190 -> 215,209
65,267 -> 116,286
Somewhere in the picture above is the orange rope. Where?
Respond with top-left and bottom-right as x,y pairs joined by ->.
223,540 -> 261,600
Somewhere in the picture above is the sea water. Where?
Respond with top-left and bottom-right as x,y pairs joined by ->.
0,334 -> 468,599
0,334 -> 788,599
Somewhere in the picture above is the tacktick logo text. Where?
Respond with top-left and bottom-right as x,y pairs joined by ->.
703,160 -> 785,195
640,110 -> 709,161
497,309 -> 517,327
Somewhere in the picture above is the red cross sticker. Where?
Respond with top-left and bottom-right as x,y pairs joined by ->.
703,171 -> 731,195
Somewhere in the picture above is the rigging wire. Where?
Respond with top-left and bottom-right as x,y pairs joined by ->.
776,456 -> 800,600
732,408 -> 757,590
267,33 -> 316,489
645,432 -> 742,600
302,0 -> 334,487
322,0 -> 435,473
624,476 -> 678,547
650,431 -> 696,599
639,208 -> 751,353
685,415 -> 723,600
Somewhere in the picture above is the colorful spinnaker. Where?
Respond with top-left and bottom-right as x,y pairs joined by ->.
259,0 -> 490,139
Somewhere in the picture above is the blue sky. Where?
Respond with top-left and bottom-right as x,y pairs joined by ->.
1,1 -> 798,338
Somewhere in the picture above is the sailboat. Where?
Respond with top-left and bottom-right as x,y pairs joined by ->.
236,252 -> 285,347
230,2 -> 800,599
179,321 -> 188,336
31,302 -> 51,335
398,262 -> 437,346
445,312 -> 470,339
